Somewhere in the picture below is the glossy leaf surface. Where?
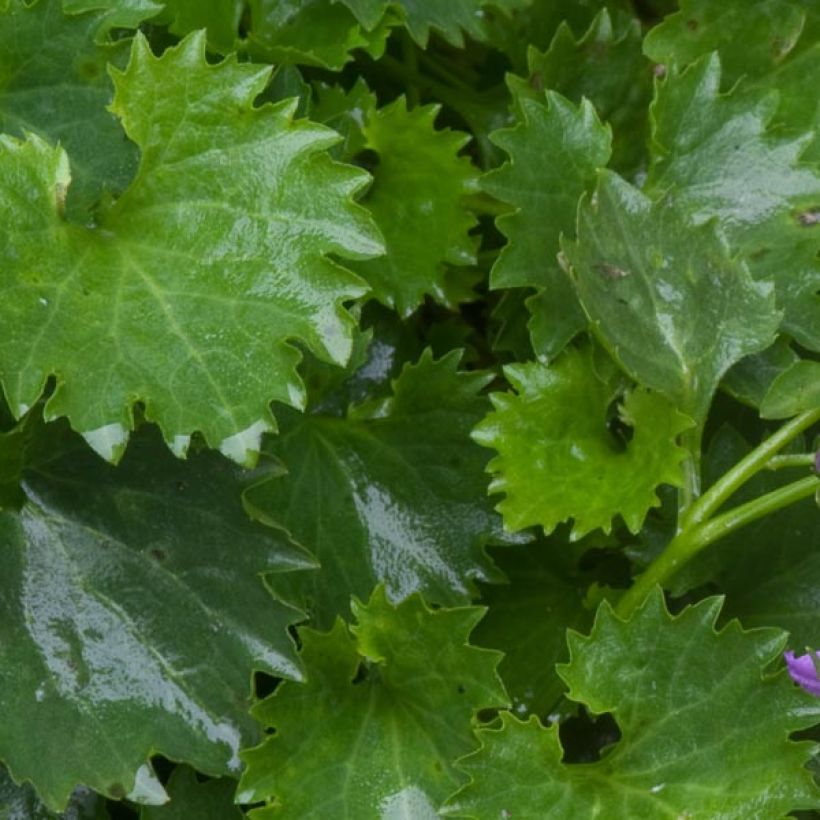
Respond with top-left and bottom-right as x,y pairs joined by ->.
239,588 -> 508,818
563,172 -> 780,421
0,423 -> 312,809
245,351 -> 516,629
647,55 -> 820,351
448,592 -> 820,818
473,345 -> 690,538
482,93 -> 610,359
0,32 -> 381,465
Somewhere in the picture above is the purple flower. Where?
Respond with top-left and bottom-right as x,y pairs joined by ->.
815,449 -> 820,474
784,650 -> 820,696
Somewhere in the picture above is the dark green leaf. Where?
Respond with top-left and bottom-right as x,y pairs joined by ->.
470,544 -> 590,718
482,93 -> 610,360
647,54 -> 820,351
0,422 -> 312,810
245,351 -> 519,629
509,9 -> 651,173
140,767 -> 243,820
760,361 -> 820,419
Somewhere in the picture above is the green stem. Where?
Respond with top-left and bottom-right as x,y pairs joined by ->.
677,424 -> 703,528
766,453 -> 816,470
681,408 -> 820,531
616,474 -> 819,618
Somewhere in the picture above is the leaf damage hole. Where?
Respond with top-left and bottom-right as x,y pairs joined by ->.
559,707 -> 621,764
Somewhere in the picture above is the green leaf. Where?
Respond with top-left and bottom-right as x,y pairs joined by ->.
338,0 -> 488,46
646,54 -> 820,351
0,422 -> 313,810
721,339 -> 800,409
0,32 -> 382,466
643,0 -> 808,86
140,767 -> 243,820
479,0 -> 633,72
309,79 -> 378,161
447,591 -> 820,818
643,0 -> 820,163
472,345 -> 691,539
350,98 -> 480,316
0,765 -> 109,820
239,587 -> 508,818
562,171 -> 781,421
761,361 -> 820,419
245,350 -> 518,629
509,10 -> 651,173
63,0 -> 163,35
152,0 -> 242,53
482,93 -> 610,359
470,544 -> 590,718
0,0 -> 142,218
245,0 -> 392,70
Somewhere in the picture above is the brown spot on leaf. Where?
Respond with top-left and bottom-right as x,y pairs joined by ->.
594,262 -> 630,280
529,71 -> 543,92
686,18 -> 698,31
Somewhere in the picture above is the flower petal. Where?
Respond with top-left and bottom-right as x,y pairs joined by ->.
784,650 -> 820,696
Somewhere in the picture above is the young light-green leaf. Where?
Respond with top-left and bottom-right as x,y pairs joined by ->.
350,97 -> 480,316
473,345 -> 691,539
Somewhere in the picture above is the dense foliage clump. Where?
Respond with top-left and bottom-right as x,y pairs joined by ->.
0,0 -> 818,816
